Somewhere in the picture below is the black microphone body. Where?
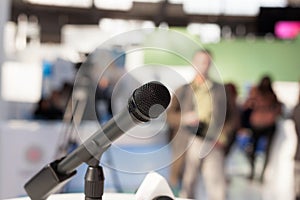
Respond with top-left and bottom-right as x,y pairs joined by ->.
24,81 -> 170,200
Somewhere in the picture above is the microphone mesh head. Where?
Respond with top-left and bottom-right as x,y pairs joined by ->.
132,81 -> 171,120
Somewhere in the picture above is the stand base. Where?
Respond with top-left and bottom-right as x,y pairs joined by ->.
84,165 -> 104,200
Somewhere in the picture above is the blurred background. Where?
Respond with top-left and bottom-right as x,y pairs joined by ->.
0,0 -> 300,199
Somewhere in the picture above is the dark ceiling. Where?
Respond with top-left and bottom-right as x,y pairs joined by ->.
10,0 -> 300,43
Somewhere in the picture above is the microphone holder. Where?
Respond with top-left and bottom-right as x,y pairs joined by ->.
24,156 -> 105,200
24,158 -> 77,200
84,159 -> 105,200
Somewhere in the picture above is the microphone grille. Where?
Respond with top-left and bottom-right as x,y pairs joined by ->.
132,81 -> 170,120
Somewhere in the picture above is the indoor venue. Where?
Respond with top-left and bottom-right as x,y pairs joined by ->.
0,0 -> 300,200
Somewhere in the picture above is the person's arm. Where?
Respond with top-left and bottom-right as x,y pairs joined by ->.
167,85 -> 199,130
166,88 -> 182,131
293,105 -> 300,137
223,107 -> 241,155
243,86 -> 257,110
208,83 -> 227,141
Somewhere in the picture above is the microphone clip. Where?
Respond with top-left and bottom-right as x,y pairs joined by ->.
24,158 -> 76,200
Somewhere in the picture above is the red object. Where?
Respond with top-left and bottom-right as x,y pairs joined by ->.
26,146 -> 43,163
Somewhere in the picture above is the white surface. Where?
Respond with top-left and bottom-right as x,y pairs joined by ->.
4,193 -> 190,200
135,172 -> 175,200
273,81 -> 299,113
1,61 -> 42,103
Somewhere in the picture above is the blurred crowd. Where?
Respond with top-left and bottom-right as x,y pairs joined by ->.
166,49 -> 300,200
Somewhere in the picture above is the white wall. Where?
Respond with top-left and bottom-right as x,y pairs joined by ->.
0,121 -> 62,199
0,0 -> 11,120
0,0 -> 11,197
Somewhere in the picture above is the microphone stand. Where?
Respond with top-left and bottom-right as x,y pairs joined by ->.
55,92 -> 87,160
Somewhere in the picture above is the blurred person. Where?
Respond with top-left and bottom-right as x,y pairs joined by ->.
95,77 -> 114,123
222,83 -> 241,156
33,83 -> 74,120
167,85 -> 190,195
243,75 -> 281,182
292,84 -> 300,200
50,89 -> 66,112
59,82 -> 73,109
167,49 -> 227,200
33,98 -> 52,119
33,91 -> 64,120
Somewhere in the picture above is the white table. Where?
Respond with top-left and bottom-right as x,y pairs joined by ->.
5,193 -> 191,200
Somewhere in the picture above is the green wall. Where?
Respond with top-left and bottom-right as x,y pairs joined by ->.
206,38 -> 300,93
144,29 -> 300,97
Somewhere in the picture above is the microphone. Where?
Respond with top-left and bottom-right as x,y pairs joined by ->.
24,81 -> 171,200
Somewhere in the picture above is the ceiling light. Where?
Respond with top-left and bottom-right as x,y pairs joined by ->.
94,0 -> 132,11
24,0 -> 92,8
